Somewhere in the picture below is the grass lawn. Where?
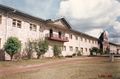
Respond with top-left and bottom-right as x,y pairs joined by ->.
0,57 -> 120,79
0,58 -> 64,68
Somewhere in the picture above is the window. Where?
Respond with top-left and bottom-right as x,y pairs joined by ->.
0,15 -> 2,24
39,26 -> 43,32
69,46 -> 73,51
17,20 -> 21,28
12,19 -> 16,27
85,48 -> 87,52
30,24 -> 37,31
12,19 -> 22,28
63,46 -> 66,51
92,40 -> 94,44
81,37 -> 83,41
76,36 -> 78,40
69,34 -> 72,39
89,40 -> 91,43
75,47 -> 78,52
81,48 -> 83,52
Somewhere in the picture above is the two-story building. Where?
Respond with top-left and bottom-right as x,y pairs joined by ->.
0,4 -> 119,60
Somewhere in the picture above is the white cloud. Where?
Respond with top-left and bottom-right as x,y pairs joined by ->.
58,0 -> 120,43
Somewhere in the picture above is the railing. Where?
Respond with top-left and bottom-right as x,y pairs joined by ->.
45,33 -> 69,42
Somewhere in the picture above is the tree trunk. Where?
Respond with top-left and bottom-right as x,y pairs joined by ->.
37,54 -> 40,59
11,55 -> 13,61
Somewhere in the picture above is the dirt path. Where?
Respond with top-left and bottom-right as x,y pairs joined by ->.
0,57 -> 109,76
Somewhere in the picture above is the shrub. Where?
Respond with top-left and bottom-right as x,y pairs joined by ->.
4,37 -> 21,60
34,40 -> 48,59
25,40 -> 34,59
72,53 -> 76,56
53,45 -> 61,57
77,50 -> 82,56
90,47 -> 99,55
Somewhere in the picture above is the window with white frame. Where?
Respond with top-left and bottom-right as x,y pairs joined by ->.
39,26 -> 43,32
76,36 -> 78,40
30,23 -> 37,31
75,47 -> 78,52
12,19 -> 22,28
69,46 -> 73,51
63,46 -> 66,51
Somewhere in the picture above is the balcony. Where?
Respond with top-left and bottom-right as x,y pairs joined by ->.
45,33 -> 69,42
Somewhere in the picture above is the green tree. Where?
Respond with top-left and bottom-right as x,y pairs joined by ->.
53,45 -> 61,57
4,37 -> 21,60
90,47 -> 99,55
34,40 -> 48,59
25,40 -> 34,59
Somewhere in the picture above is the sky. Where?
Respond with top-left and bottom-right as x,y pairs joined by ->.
0,0 -> 120,44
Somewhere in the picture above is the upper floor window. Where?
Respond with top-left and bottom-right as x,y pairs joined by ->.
92,40 -> 94,44
39,26 -> 43,32
0,15 -> 2,24
81,37 -> 83,41
76,36 -> 78,40
30,24 -> 37,31
89,40 -> 91,43
12,19 -> 21,28
69,34 -> 72,39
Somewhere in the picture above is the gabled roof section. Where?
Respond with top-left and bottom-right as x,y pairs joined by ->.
0,4 -> 45,22
46,18 -> 71,30
54,18 -> 72,29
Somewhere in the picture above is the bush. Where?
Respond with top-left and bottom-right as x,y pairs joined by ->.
25,40 -> 34,59
77,50 -> 82,56
4,37 -> 21,60
53,45 -> 61,57
90,47 -> 99,56
72,53 -> 76,56
34,40 -> 48,59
